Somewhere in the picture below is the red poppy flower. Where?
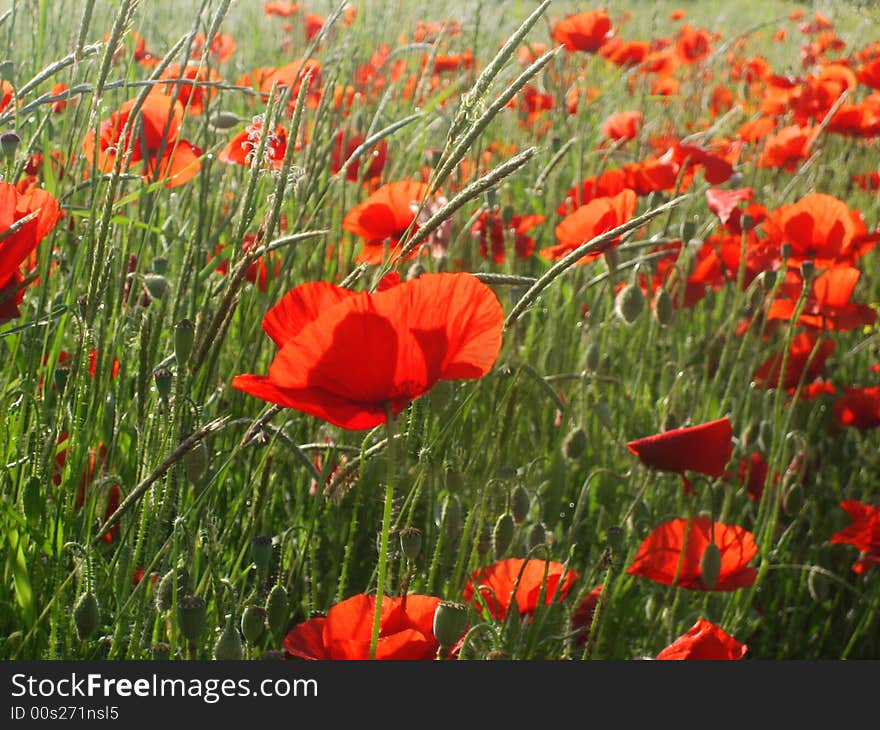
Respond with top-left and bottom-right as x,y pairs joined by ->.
737,451 -> 770,502
284,594 -> 444,660
330,131 -> 388,182
599,38 -> 649,67
190,32 -> 236,63
753,332 -> 835,391
675,24 -> 714,64
627,417 -> 733,494
463,558 -> 579,621
232,273 -> 503,430
219,120 -> 291,170
0,183 -> 61,324
160,64 -> 220,116
657,619 -> 748,660
830,501 -> 880,574
552,10 -> 612,54
628,517 -> 758,591
758,125 -> 817,172
601,111 -> 643,142
342,180 -> 430,264
471,210 -> 544,263
542,189 -> 637,265
570,585 -> 604,646
833,387 -> 880,430
263,2 -> 300,17
706,187 -> 754,226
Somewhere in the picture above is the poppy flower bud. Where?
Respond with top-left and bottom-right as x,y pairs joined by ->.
155,566 -> 187,613
144,273 -> 169,299
799,260 -> 815,282
484,188 -> 498,210
615,283 -> 644,324
442,494 -> 462,539
527,521 -> 547,551
605,525 -> 625,554
241,604 -> 266,645
584,342 -> 601,373
740,213 -> 754,231
780,243 -> 792,261
510,485 -> 530,524
759,269 -> 776,291
183,440 -> 208,484
0,131 -> 21,160
265,584 -> 289,641
680,220 -> 697,241
593,399 -> 613,431
562,427 -> 588,461
213,614 -> 244,660
0,60 -> 13,81
433,600 -> 469,654
476,526 -> 492,559
493,513 -> 515,557
603,247 -> 619,272
209,110 -> 243,129
151,257 -> 169,275
21,475 -> 44,529
406,262 -> 426,280
653,288 -> 674,326
174,318 -> 195,368
150,642 -> 171,660
700,543 -> 722,590
501,204 -> 515,226
177,595 -> 207,642
251,535 -> 274,583
399,527 -> 422,561
74,591 -> 100,641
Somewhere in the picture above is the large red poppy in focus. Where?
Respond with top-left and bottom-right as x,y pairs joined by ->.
656,619 -> 748,660
628,517 -> 758,591
462,558 -> 579,621
232,272 -> 504,430
627,417 -> 733,493
284,593 -> 443,660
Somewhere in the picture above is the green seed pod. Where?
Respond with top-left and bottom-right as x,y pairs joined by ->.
562,427 -> 588,461
155,567 -> 187,613
183,440 -> 208,485
500,204 -> 515,226
740,213 -> 755,231
177,596 -> 207,642
680,219 -> 697,241
492,513 -> 515,557
144,273 -> 169,299
603,247 -> 620,273
398,527 -> 422,561
800,260 -> 815,282
615,283 -> 645,324
592,399 -> 613,432
510,485 -> 530,524
0,60 -> 14,82
442,494 -> 462,540
21,476 -> 44,529
433,600 -> 469,652
406,262 -> 426,280
265,584 -> 289,641
700,543 -> 722,590
583,342 -> 601,373
153,367 -> 173,400
527,522 -> 547,551
74,592 -> 100,641
0,131 -> 21,160
174,319 -> 195,368
151,257 -> 169,275
251,535 -> 274,583
213,614 -> 244,660
241,604 -> 266,646
653,288 -> 674,326
209,110 -> 243,129
150,642 -> 171,660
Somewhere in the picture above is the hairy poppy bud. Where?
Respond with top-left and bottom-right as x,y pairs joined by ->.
144,273 -> 169,299
209,110 -> 243,129
700,543 -> 722,590
213,614 -> 244,660
584,342 -> 601,373
174,319 -> 195,368
151,257 -> 169,275
510,485 -> 530,524
265,584 -> 288,641
562,427 -> 588,461
0,131 -> 21,160
740,213 -> 754,231
153,367 -> 173,400
653,288 -> 674,326
251,534 -> 274,583
406,262 -> 426,280
241,604 -> 266,645
527,522 -> 547,551
150,642 -> 171,660
183,440 -> 208,485
74,591 -> 100,641
759,269 -> 776,291
501,204 -> 515,226
433,600 -> 468,654
592,399 -> 613,431
603,247 -> 619,272
493,513 -> 515,557
615,283 -> 644,324
0,60 -> 14,82
484,188 -> 498,210
177,595 -> 207,642
799,260 -> 815,282
21,476 -> 43,529
399,527 -> 422,561
442,494 -> 462,540
780,242 -> 792,261
155,566 -> 187,613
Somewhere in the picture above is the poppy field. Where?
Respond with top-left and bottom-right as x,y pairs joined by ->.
2,0 -> 880,662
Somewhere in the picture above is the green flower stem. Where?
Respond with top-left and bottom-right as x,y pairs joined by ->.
370,405 -> 397,660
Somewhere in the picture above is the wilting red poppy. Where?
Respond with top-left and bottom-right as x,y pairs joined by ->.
0,183 -> 61,324
833,387 -> 880,430
330,131 -> 388,182
570,585 -> 604,646
753,332 -> 835,391
542,189 -> 637,265
232,273 -> 503,430
463,558 -> 579,621
627,417 -> 733,494
628,517 -> 758,591
657,619 -> 748,660
342,180 -> 430,264
284,594 -> 445,660
219,120 -> 290,170
552,10 -> 612,53
601,110 -> 642,142
471,210 -> 544,263
830,501 -> 880,574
